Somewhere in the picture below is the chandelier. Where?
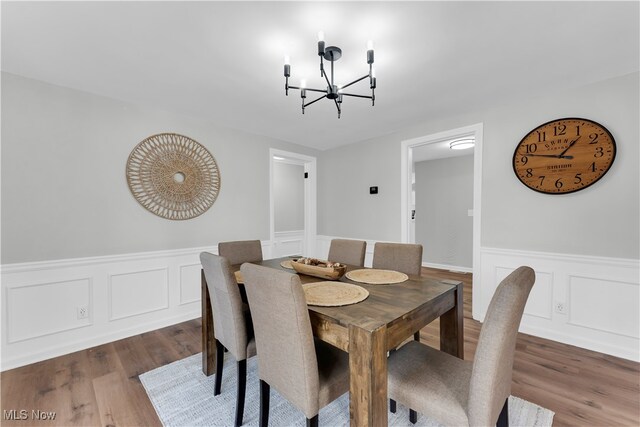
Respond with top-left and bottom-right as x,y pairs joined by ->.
284,32 -> 376,118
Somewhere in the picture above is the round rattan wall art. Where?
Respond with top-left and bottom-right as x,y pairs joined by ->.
126,133 -> 220,220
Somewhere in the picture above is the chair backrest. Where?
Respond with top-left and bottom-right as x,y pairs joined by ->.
468,266 -> 535,426
327,239 -> 367,267
200,252 -> 250,360
240,263 -> 320,419
218,240 -> 263,265
372,242 -> 423,276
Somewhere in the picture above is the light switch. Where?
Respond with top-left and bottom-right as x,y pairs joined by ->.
467,209 -> 474,217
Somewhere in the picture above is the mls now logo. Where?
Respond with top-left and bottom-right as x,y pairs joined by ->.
3,410 -> 56,420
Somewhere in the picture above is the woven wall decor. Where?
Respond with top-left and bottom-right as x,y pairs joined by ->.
126,133 -> 221,220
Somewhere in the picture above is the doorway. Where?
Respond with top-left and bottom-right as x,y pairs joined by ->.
269,149 -> 317,258
400,123 -> 483,319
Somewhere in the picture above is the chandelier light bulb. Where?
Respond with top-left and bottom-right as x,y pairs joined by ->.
367,40 -> 374,51
300,79 -> 306,88
371,68 -> 376,78
318,31 -> 325,42
284,55 -> 290,65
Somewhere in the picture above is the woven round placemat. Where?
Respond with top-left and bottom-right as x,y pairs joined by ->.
280,260 -> 295,269
345,269 -> 409,285
234,271 -> 244,284
302,282 -> 369,307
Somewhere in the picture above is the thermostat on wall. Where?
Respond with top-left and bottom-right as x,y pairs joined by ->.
370,186 -> 378,194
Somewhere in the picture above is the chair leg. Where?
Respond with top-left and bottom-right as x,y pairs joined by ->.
497,398 -> 509,427
214,339 -> 224,396
234,360 -> 247,427
414,331 -> 420,341
306,415 -> 318,427
259,380 -> 270,427
390,399 -> 397,413
409,409 -> 417,424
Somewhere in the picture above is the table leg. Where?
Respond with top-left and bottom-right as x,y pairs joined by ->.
202,269 -> 216,376
440,282 -> 464,358
349,324 -> 387,427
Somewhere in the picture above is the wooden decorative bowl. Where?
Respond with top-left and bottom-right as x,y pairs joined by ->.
291,259 -> 347,281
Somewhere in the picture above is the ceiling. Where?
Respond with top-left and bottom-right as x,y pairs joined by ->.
2,1 -> 638,151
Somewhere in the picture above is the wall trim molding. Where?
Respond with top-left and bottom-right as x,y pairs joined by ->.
2,241 -> 637,370
1,241 -> 272,371
1,245 -> 219,274
480,246 -> 639,361
481,246 -> 639,269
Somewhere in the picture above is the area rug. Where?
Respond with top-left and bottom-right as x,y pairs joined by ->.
140,354 -> 554,427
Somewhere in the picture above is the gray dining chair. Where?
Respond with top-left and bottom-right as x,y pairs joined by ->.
372,242 -> 423,340
219,240 -> 263,265
240,263 -> 350,427
388,266 -> 535,426
200,252 -> 257,427
327,238 -> 367,266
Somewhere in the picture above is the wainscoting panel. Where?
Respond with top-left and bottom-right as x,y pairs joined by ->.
272,231 -> 304,258
481,247 -> 639,361
108,268 -> 169,321
496,267 -> 553,321
179,263 -> 202,306
568,275 -> 639,339
2,239 -> 637,370
0,242 -> 271,371
317,236 -> 639,361
7,277 -> 92,343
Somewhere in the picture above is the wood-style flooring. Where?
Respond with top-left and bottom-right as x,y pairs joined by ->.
1,268 -> 638,426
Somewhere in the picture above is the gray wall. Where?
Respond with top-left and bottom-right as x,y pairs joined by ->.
273,162 -> 304,232
319,72 -> 639,260
415,155 -> 473,268
1,73 -> 320,263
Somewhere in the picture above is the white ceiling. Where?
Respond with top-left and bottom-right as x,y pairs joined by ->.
2,1 -> 638,151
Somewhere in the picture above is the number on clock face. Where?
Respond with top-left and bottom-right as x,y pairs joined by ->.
513,118 -> 616,194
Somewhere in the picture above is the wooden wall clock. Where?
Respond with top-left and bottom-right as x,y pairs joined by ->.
513,118 -> 616,194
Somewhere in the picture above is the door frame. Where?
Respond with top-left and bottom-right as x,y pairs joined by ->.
400,123 -> 483,320
269,148 -> 317,257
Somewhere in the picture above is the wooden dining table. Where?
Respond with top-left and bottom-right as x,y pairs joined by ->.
201,257 -> 464,427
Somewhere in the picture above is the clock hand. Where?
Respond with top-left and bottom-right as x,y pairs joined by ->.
559,136 -> 581,157
524,154 -> 574,159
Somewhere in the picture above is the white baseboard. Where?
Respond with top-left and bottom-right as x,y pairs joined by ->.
2,311 -> 200,371
421,262 -> 472,273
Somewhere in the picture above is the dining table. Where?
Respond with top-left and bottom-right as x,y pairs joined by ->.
201,256 -> 464,427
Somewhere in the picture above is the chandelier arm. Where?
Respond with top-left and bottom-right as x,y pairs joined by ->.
287,86 -> 325,93
303,94 -> 328,108
339,92 -> 373,99
339,74 -> 370,91
334,98 -> 341,112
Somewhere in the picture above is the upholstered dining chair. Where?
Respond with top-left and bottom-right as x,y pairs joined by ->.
218,240 -> 263,265
200,252 -> 257,427
388,266 -> 535,427
240,263 -> 350,427
372,242 -> 423,276
372,242 -> 423,340
327,238 -> 367,266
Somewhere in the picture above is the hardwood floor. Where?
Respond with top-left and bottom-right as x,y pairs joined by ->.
1,268 -> 638,426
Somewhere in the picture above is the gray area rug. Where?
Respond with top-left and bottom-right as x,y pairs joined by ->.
140,353 -> 554,427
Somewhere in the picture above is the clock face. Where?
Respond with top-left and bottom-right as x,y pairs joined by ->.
513,118 -> 616,194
